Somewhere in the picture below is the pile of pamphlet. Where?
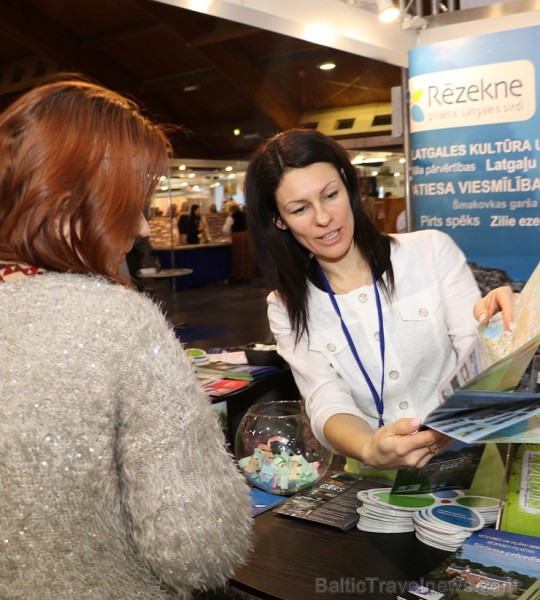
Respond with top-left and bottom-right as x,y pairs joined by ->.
356,488 -> 500,550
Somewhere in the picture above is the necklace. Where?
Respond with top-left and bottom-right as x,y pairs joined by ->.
319,265 -> 386,428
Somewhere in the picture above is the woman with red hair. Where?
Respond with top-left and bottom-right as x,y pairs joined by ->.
0,76 -> 252,599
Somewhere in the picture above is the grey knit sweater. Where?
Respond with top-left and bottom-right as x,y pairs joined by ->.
0,272 -> 253,599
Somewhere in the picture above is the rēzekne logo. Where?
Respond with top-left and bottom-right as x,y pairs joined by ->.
410,89 -> 425,123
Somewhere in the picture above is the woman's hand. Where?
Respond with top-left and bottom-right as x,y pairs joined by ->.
360,418 -> 452,470
324,414 -> 451,470
473,285 -> 515,331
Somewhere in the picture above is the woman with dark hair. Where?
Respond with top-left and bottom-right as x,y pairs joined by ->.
0,76 -> 252,599
186,203 -> 205,244
244,128 -> 513,471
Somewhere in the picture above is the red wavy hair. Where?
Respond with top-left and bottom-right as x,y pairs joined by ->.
0,75 -> 170,281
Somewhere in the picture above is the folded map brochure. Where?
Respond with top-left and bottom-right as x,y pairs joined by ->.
399,528 -> 540,600
272,472 -> 386,531
424,261 -> 540,444
196,361 -> 280,381
500,443 -> 540,539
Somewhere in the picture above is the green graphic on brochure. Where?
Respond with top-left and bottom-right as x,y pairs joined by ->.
500,443 -> 540,539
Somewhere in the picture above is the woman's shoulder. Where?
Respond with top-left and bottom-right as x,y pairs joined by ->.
390,229 -> 461,259
22,272 -> 165,323
391,228 -> 453,245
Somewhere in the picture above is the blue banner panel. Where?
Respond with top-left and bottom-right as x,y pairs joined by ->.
409,26 -> 540,281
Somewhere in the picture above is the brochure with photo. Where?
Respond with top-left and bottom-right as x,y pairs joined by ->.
273,472 -> 382,531
392,441 -> 485,495
398,528 -> 540,600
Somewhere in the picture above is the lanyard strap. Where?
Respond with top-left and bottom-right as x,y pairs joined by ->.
319,266 -> 386,427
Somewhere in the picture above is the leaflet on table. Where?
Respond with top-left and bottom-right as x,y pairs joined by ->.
250,488 -> 288,516
196,361 -> 280,381
273,472 -> 385,531
398,528 -> 540,600
197,373 -> 250,397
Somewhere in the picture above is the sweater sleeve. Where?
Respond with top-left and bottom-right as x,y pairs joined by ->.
115,300 -> 252,593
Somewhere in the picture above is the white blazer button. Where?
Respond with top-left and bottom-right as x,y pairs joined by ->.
399,401 -> 409,410
358,293 -> 368,303
373,331 -> 380,341
389,370 -> 399,380
418,307 -> 429,317
327,343 -> 336,352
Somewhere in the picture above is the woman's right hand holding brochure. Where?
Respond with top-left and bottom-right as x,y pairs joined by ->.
474,285 -> 515,331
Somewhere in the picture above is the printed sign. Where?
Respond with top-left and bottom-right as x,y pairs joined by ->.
409,26 -> 540,281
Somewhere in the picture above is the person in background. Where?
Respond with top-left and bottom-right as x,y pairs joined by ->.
185,203 -> 202,244
177,201 -> 189,244
244,128 -> 513,471
185,203 -> 210,244
222,201 -> 246,235
0,75 -> 252,599
223,202 -> 256,282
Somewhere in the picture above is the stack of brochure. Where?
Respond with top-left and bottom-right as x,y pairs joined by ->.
356,487 -> 499,550
413,504 -> 484,552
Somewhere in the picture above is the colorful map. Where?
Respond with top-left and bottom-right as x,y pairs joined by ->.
478,261 -> 540,368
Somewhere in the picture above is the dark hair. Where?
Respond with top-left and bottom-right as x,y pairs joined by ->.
0,74 -> 170,282
244,128 -> 395,342
189,204 -> 200,218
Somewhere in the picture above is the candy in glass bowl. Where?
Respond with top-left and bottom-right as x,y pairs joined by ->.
235,400 -> 333,496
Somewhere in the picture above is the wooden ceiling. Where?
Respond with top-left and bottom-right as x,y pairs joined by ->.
0,0 -> 403,160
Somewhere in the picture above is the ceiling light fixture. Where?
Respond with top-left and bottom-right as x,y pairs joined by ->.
318,62 -> 336,71
376,0 -> 400,23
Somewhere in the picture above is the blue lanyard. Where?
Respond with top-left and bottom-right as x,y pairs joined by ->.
319,265 -> 386,428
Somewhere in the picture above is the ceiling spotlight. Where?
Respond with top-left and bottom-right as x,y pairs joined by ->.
376,0 -> 400,23
318,62 -> 336,71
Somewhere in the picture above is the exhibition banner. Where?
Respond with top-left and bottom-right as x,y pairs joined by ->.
408,26 -> 540,281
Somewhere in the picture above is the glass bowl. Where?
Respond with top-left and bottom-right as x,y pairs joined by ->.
235,400 -> 333,495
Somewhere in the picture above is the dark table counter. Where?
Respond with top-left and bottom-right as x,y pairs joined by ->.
231,501 -> 450,600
